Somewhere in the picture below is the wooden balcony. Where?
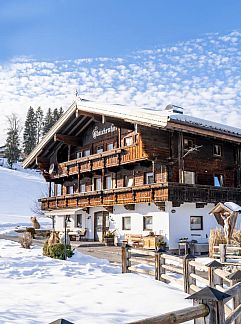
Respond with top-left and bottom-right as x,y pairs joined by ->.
40,182 -> 241,211
51,146 -> 148,179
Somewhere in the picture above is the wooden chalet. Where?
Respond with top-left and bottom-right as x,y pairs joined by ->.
23,99 -> 241,249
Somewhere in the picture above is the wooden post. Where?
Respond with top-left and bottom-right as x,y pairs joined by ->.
155,252 -> 160,280
228,270 -> 241,324
219,244 -> 226,263
122,242 -> 131,273
206,260 -> 223,288
187,286 -> 230,324
183,254 -> 195,294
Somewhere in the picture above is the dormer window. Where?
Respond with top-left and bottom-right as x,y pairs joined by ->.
124,136 -> 133,147
184,138 -> 194,151
213,144 -> 222,157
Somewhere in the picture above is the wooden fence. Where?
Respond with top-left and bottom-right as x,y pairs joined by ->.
213,244 -> 241,263
122,245 -> 241,323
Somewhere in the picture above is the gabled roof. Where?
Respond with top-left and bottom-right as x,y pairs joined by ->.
23,98 -> 241,169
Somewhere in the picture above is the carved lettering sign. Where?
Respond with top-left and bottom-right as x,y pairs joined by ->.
92,124 -> 117,139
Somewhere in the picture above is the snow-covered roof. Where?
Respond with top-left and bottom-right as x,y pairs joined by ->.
23,98 -> 241,168
169,114 -> 241,138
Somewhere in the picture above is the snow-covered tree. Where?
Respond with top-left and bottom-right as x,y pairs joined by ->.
5,114 -> 21,168
23,106 -> 37,155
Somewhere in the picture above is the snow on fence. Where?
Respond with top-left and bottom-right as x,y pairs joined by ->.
122,244 -> 241,323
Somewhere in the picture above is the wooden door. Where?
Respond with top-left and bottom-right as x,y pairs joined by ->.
94,211 -> 109,241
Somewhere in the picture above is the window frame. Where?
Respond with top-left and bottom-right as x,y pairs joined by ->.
184,138 -> 194,152
213,144 -> 222,157
143,216 -> 153,231
124,175 -> 134,187
145,172 -> 154,184
124,136 -> 134,147
76,214 -> 82,228
107,142 -> 114,151
190,216 -> 203,231
122,216 -> 131,230
104,175 -> 112,190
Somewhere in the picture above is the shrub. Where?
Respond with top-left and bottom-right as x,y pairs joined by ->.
43,241 -> 73,260
26,227 -> 36,238
19,232 -> 32,249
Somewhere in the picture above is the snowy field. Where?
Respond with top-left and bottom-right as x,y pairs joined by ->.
0,164 -> 51,234
0,165 -> 193,323
0,239 -> 192,324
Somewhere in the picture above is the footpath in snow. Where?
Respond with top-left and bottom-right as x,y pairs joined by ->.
0,239 -> 192,324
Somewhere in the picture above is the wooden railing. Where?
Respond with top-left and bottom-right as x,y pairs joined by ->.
122,246 -> 241,324
40,184 -> 169,210
51,146 -> 147,179
41,182 -> 241,210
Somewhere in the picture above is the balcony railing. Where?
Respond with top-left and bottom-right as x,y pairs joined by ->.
51,145 -> 148,179
40,183 -> 241,211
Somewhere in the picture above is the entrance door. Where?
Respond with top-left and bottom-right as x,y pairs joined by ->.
94,211 -> 109,241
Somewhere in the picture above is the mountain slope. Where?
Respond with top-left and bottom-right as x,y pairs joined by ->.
0,165 -> 49,232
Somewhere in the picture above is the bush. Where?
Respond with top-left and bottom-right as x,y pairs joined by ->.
43,241 -> 73,260
19,232 -> 32,249
26,227 -> 36,238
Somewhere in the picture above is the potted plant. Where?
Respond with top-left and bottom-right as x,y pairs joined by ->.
103,230 -> 115,246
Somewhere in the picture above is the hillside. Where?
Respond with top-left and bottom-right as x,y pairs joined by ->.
0,165 -> 50,233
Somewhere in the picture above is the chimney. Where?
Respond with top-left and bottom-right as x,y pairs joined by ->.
165,104 -> 184,114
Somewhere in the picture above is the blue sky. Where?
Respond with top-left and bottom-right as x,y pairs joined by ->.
1,1 -> 241,145
1,0 -> 241,61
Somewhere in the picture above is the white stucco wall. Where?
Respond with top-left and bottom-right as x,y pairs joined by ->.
166,202 -> 220,249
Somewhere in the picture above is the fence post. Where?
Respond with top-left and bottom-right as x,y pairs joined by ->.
183,254 -> 195,294
206,260 -> 223,288
155,252 -> 160,280
186,286 -> 230,324
122,242 -> 131,273
227,270 -> 241,324
219,244 -> 226,263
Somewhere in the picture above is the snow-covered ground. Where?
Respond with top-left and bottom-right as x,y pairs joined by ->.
0,164 -> 51,234
0,239 -> 192,324
0,164 -> 193,323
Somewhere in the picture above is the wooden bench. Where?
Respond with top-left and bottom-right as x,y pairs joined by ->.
125,234 -> 144,247
67,228 -> 87,241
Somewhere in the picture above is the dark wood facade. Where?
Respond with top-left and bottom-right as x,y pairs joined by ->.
29,108 -> 241,210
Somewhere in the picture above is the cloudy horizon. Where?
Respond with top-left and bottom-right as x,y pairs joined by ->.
1,30 -> 241,145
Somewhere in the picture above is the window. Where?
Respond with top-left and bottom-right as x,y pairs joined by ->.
76,151 -> 82,159
94,177 -> 102,191
56,184 -> 62,196
213,144 -> 222,157
80,183 -> 86,193
107,143 -> 114,150
190,216 -> 203,230
184,171 -> 195,184
184,138 -> 194,151
83,149 -> 91,157
214,174 -> 223,187
66,186 -> 74,194
143,216 -> 153,231
76,214 -> 82,228
104,175 -> 112,190
145,172 -> 154,184
124,136 -> 133,146
96,146 -> 103,154
122,216 -> 131,230
124,175 -> 134,187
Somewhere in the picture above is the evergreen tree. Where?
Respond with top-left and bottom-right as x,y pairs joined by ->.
23,106 -> 37,155
42,108 -> 54,136
53,108 -> 60,123
35,106 -> 44,144
5,114 -> 21,168
58,107 -> 64,118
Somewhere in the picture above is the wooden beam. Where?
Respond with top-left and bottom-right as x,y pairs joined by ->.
54,134 -> 82,147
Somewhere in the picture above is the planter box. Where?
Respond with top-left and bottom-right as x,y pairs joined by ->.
104,237 -> 115,246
